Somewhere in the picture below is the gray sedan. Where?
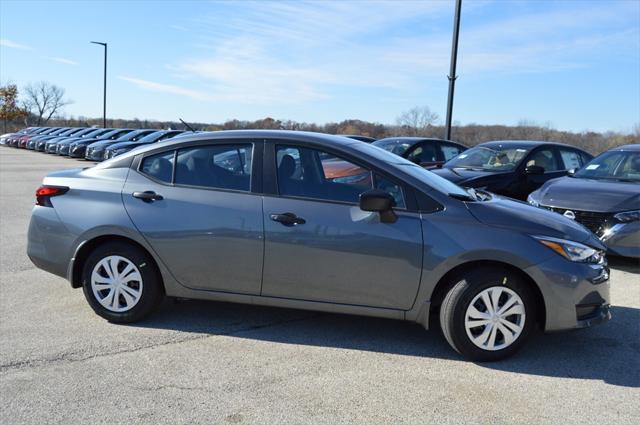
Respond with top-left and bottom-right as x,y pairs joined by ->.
27,131 -> 611,361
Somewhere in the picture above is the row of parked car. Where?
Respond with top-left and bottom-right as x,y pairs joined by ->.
0,126 -> 188,160
2,126 -> 638,258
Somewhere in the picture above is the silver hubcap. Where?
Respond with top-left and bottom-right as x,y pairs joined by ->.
91,255 -> 143,313
464,286 -> 526,351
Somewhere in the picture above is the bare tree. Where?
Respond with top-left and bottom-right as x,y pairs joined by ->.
22,81 -> 71,125
396,106 -> 439,136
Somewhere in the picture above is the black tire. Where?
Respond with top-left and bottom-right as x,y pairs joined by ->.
81,241 -> 163,323
439,268 -> 537,362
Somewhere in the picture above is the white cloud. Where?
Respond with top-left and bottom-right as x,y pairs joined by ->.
170,24 -> 188,32
0,38 -> 32,50
118,76 -> 211,101
48,57 -> 78,65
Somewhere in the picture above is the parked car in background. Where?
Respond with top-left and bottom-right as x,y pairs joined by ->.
528,144 -> 640,258
1,127 -> 40,145
28,127 -> 91,150
372,137 -> 467,169
103,130 -> 185,159
17,127 -> 62,148
67,129 -> 134,157
27,130 -> 610,362
85,129 -> 157,161
55,128 -> 115,155
432,141 -> 593,200
341,135 -> 376,143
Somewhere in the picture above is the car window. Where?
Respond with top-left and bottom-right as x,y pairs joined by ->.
441,144 -> 464,161
175,144 -> 252,191
407,143 -> 438,164
276,145 -> 405,208
559,149 -> 583,170
526,149 -> 560,171
140,151 -> 175,183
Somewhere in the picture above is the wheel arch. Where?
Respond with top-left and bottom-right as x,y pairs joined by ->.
428,260 -> 546,329
69,234 -> 163,290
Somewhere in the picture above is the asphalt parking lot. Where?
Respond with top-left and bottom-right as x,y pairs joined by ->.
1,147 -> 639,425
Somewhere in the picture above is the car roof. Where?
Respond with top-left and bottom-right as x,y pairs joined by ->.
375,136 -> 456,143
476,140 -> 583,150
610,144 -> 640,152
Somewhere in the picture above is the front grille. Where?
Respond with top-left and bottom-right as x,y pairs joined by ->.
543,206 -> 613,236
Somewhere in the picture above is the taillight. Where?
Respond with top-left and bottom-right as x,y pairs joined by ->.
35,185 -> 68,207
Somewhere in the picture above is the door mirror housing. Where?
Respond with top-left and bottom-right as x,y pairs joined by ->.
525,165 -> 545,175
567,168 -> 577,176
359,190 -> 397,223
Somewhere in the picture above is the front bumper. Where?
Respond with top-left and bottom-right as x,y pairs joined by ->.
601,222 -> 640,258
85,148 -> 105,161
69,146 -> 87,158
524,254 -> 611,332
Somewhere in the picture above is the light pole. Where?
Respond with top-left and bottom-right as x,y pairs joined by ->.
445,0 -> 462,140
90,41 -> 107,128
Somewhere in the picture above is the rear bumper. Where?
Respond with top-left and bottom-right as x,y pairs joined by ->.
27,206 -> 75,279
524,255 -> 611,332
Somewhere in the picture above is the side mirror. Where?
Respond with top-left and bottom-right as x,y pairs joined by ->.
567,168 -> 576,176
359,189 -> 397,223
525,165 -> 545,175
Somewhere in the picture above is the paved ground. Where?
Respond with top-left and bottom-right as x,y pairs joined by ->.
1,147 -> 639,425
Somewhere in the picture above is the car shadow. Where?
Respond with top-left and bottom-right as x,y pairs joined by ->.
134,299 -> 640,388
609,256 -> 640,274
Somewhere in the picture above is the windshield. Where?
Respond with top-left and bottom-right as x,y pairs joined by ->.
445,146 -> 529,171
372,139 -> 418,156
135,131 -> 168,143
574,150 -> 640,182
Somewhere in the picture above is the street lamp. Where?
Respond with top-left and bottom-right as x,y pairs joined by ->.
90,41 -> 107,128
445,0 -> 462,141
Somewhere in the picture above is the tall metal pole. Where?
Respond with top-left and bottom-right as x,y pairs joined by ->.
91,41 -> 107,128
445,0 -> 462,140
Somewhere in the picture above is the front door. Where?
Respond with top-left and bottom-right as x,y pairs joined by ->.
122,142 -> 264,294
261,143 -> 423,310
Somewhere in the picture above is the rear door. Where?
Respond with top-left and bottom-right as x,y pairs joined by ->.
261,141 -> 423,310
122,141 -> 264,294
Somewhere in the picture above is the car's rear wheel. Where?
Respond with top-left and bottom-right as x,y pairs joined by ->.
439,268 -> 536,361
81,241 -> 163,323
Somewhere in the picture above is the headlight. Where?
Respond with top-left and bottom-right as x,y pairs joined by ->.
527,194 -> 539,207
533,236 -> 601,263
614,210 -> 640,223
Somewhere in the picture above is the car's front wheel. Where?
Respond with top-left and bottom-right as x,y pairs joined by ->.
81,241 -> 163,323
439,268 -> 536,361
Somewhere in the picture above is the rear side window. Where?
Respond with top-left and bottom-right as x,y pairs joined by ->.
140,151 -> 175,183
175,144 -> 252,191
559,149 -> 583,169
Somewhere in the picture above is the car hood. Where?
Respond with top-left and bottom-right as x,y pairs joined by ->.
535,177 -> 640,213
467,195 -> 604,249
73,138 -> 100,146
88,140 -> 116,149
432,167 -> 513,187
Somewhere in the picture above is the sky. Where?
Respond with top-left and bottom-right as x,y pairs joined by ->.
1,0 -> 639,133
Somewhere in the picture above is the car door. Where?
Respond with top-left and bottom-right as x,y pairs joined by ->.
519,146 -> 565,196
261,141 -> 423,310
122,141 -> 264,294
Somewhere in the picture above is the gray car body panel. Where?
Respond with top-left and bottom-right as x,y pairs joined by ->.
27,130 -> 611,332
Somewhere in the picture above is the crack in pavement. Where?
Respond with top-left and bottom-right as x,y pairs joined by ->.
0,314 -> 319,374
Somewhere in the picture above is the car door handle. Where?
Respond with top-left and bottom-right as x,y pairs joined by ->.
270,212 -> 306,226
132,191 -> 163,202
